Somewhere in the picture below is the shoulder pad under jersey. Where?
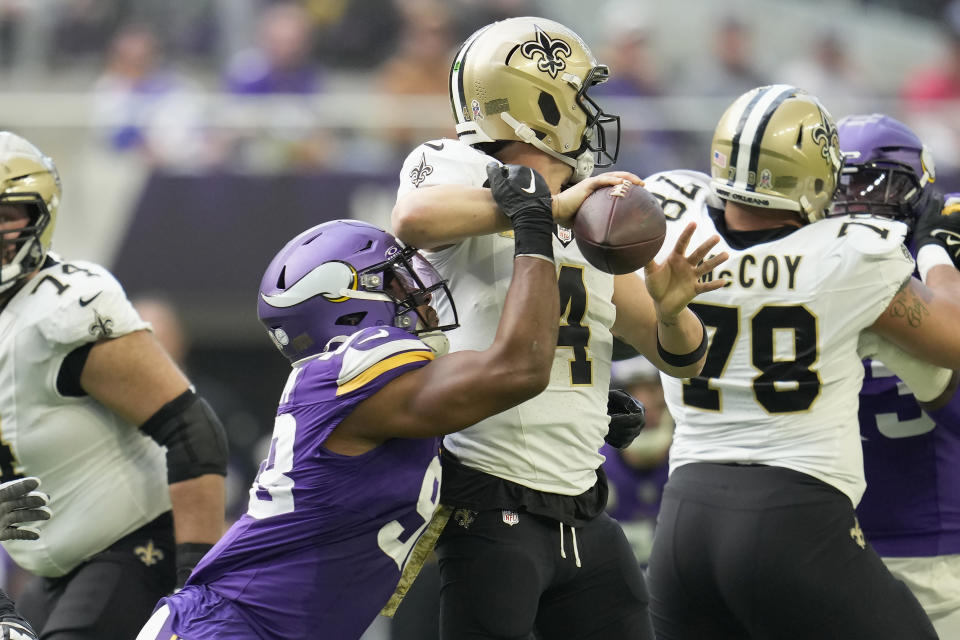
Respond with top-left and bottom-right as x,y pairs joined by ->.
330,326 -> 435,393
642,170 -> 722,222
817,214 -> 909,257
31,259 -> 148,349
397,138 -> 492,197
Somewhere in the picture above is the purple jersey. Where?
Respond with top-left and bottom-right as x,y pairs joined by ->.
601,443 -> 669,524
856,357 -> 960,557
156,326 -> 442,639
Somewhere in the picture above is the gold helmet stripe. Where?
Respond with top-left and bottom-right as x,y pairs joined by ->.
729,85 -> 798,192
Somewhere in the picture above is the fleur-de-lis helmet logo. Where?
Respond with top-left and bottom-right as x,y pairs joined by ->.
810,101 -> 842,172
520,26 -> 572,79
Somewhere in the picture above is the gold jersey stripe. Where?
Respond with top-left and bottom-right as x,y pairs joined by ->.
380,504 -> 452,618
336,350 -> 434,396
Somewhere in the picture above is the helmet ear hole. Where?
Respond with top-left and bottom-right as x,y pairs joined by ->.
814,178 -> 824,193
335,312 -> 367,327
538,91 -> 561,126
276,266 -> 286,289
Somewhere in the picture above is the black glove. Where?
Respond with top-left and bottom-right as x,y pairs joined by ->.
0,589 -> 36,640
0,477 -> 50,542
176,542 -> 214,590
605,389 -> 646,450
915,190 -> 960,267
486,162 -> 554,259
486,162 -> 552,219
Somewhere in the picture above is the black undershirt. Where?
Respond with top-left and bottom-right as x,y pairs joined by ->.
707,205 -> 800,250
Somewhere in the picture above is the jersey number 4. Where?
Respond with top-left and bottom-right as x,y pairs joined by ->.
557,265 -> 592,385
684,303 -> 821,413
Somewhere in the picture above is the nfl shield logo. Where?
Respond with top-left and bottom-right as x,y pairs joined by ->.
502,510 -> 519,526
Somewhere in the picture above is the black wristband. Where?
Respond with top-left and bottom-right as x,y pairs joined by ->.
511,210 -> 554,260
657,319 -> 708,367
176,542 -> 214,588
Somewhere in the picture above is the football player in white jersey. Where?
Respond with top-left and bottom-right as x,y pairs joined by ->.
643,85 -> 960,639
392,17 -> 727,640
0,132 -> 227,639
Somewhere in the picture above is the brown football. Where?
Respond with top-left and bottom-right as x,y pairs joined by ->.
573,181 -> 667,274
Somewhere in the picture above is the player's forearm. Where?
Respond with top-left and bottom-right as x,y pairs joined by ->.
392,184 -> 509,250
924,264 -> 960,300
169,474 -> 225,544
491,256 -> 559,389
653,307 -> 706,378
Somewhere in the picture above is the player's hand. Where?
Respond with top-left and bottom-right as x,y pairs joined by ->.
0,618 -> 37,640
644,222 -> 728,320
0,477 -> 50,542
915,191 -> 960,267
605,389 -> 646,449
553,171 -> 643,227
486,163 -> 552,221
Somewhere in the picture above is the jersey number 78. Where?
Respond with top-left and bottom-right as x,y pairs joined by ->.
683,302 -> 821,413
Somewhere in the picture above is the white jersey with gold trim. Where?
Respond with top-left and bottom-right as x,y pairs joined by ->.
398,139 -> 615,495
0,256 -> 170,577
644,170 -> 914,505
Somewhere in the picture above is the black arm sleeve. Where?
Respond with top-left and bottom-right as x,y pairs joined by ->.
56,342 -> 95,397
140,389 -> 229,483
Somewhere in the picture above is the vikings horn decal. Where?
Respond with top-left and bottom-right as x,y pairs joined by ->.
520,26 -> 572,79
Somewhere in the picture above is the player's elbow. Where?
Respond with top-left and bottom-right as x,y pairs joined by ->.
499,366 -> 550,404
392,196 -> 435,249
492,345 -> 553,400
514,362 -> 552,398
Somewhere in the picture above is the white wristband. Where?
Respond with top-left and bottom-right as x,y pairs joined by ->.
917,244 -> 954,283
514,253 -> 555,264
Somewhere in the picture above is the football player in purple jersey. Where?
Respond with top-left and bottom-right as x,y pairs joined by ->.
834,113 -> 960,638
136,161 -> 623,639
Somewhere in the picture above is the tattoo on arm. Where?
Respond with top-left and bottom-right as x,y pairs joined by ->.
888,281 -> 931,328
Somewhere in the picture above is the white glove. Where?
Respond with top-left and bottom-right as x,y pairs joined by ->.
0,619 -> 37,640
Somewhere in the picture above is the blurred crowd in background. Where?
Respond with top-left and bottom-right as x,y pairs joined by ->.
1,0 -> 959,527
1,0 -> 959,175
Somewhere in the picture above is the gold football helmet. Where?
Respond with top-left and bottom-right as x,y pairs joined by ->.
709,85 -> 843,223
450,16 -> 620,183
0,132 -> 61,293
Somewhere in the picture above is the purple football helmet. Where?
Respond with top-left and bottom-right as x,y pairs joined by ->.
832,113 -> 935,226
257,219 -> 458,362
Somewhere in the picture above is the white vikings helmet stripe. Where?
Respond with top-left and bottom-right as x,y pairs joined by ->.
259,261 -> 356,308
728,84 -> 797,193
